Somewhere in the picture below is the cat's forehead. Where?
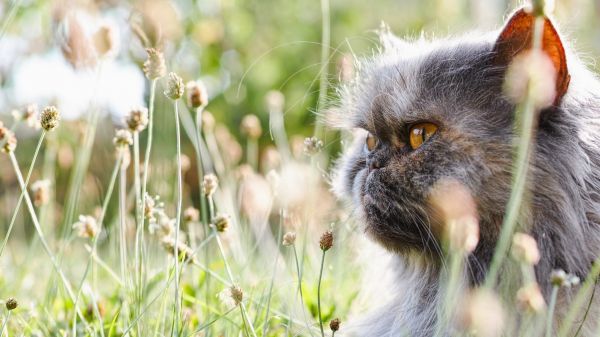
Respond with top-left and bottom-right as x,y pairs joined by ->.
334,34 -> 503,135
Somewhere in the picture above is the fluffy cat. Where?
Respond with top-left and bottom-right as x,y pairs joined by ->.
332,7 -> 600,337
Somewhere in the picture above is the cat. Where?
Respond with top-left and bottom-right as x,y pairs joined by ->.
331,7 -> 600,337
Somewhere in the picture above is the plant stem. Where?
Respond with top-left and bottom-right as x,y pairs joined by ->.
0,131 -> 46,257
0,311 -> 10,337
314,0 -> 330,139
293,244 -> 314,337
8,152 -> 83,317
546,285 -> 559,337
317,250 -> 327,337
172,99 -> 183,337
484,16 -> 545,289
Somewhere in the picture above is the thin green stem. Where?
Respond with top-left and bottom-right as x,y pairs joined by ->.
172,99 -> 183,337
484,16 -> 545,288
314,0 -> 330,139
546,285 -> 559,337
8,152 -> 85,320
1,311 -> 11,337
317,250 -> 326,337
0,131 -> 46,257
293,244 -> 314,337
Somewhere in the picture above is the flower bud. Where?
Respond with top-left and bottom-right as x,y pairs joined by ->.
165,72 -> 184,100
40,106 -> 60,131
143,48 -> 166,80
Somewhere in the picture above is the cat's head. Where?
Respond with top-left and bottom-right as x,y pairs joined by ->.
332,8 -> 570,255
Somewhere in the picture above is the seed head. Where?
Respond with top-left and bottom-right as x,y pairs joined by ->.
218,285 -> 244,308
186,80 -> 208,108
113,129 -> 133,148
320,230 -> 333,251
202,174 -> 219,197
143,48 -> 166,80
330,318 -> 341,332
183,207 -> 200,223
5,298 -> 17,311
126,107 -> 149,132
93,23 -> 119,59
31,179 -> 51,207
73,215 -> 100,238
0,124 -> 17,153
460,288 -> 505,337
240,114 -> 262,139
40,106 -> 60,131
213,214 -> 231,232
160,237 -> 195,262
13,104 -> 40,129
504,50 -> 556,109
512,233 -> 540,265
265,90 -> 285,112
516,283 -> 545,313
550,269 -> 580,288
282,232 -> 296,246
149,211 -> 175,238
303,137 -> 324,156
164,72 -> 184,100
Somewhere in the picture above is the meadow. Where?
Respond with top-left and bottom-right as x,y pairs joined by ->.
1,0 -> 600,336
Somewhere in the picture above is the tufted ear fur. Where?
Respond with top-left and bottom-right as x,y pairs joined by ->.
493,8 -> 570,105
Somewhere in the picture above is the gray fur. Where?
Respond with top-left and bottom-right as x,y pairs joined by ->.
331,22 -> 600,337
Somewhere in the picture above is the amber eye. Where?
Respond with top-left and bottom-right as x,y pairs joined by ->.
365,133 -> 378,151
409,122 -> 438,150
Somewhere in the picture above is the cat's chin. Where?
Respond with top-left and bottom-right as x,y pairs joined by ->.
360,194 -> 434,254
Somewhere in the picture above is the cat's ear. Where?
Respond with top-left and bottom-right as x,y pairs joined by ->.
493,8 -> 570,104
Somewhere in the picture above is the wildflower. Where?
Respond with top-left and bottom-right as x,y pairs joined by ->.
144,193 -> 163,222
213,214 -> 231,232
218,285 -> 243,308
427,179 -> 479,253
512,233 -> 540,265
186,80 -> 208,108
126,107 -> 149,132
0,124 -> 17,153
282,232 -> 296,246
12,104 -> 40,129
73,215 -> 100,238
202,174 -> 219,197
460,288 -> 505,337
149,211 -> 175,238
516,283 -> 545,313
240,114 -> 262,139
143,48 -> 166,80
504,50 -> 556,109
31,179 -> 51,207
58,13 -> 96,69
40,106 -> 60,131
265,90 -> 285,112
5,298 -> 17,311
92,23 -> 119,59
330,318 -> 341,332
164,72 -> 184,100
320,230 -> 333,251
160,236 -> 195,262
113,129 -> 133,148
183,207 -> 200,223
550,269 -> 580,288
303,137 -> 323,156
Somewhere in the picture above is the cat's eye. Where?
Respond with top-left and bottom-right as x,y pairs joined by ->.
365,133 -> 378,152
409,122 -> 438,150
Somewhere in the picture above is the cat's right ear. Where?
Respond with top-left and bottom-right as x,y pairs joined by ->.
493,8 -> 570,104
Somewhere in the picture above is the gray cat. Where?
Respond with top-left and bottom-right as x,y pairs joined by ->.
332,7 -> 600,336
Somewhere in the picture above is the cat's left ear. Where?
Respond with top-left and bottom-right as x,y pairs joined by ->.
493,8 -> 570,104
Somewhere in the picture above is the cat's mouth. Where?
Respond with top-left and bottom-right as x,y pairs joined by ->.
360,186 -> 434,252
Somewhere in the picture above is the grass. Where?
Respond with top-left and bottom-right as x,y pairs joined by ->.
1,1 -> 600,337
